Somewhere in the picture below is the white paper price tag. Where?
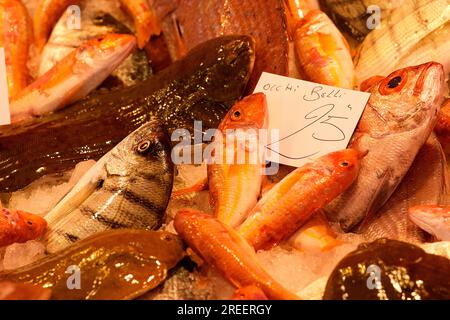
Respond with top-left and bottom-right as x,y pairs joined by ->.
254,72 -> 370,168
0,48 -> 11,125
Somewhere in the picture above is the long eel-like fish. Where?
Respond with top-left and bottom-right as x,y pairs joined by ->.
0,35 -> 255,192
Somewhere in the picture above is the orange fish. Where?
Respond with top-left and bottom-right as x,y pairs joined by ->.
34,0 -> 159,51
11,34 -> 136,122
434,98 -> 450,152
0,0 -> 33,99
120,0 -> 161,49
207,93 -> 268,228
232,285 -> 268,300
0,281 -> 51,300
0,208 -> 47,247
238,149 -> 360,251
34,0 -> 79,51
174,209 -> 299,300
294,9 -> 355,89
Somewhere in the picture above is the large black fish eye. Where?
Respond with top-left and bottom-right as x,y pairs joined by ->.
138,141 -> 151,153
387,76 -> 402,89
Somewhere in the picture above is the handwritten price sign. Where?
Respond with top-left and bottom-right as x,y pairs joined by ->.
0,48 -> 11,125
255,72 -> 370,168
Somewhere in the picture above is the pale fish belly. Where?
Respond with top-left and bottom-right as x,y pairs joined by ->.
360,134 -> 449,243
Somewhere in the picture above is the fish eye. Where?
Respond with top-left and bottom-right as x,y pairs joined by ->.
137,141 -> 151,153
379,71 -> 408,95
340,161 -> 349,167
387,76 -> 402,89
27,220 -> 33,226
232,110 -> 241,120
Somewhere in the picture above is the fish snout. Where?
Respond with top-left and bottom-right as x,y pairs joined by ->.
17,210 -> 48,238
413,62 -> 444,96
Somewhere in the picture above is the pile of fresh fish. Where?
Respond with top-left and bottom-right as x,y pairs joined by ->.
0,0 -> 450,301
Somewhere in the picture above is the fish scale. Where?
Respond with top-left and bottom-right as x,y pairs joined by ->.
325,62 -> 445,231
44,120 -> 174,254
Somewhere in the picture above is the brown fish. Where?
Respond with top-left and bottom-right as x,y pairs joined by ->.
324,62 -> 445,231
153,0 -> 289,90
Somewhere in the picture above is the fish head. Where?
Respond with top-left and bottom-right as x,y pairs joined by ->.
361,62 -> 444,136
218,93 -> 268,132
73,34 -> 137,72
15,210 -> 48,239
319,149 -> 361,188
111,120 -> 173,176
408,205 -> 450,240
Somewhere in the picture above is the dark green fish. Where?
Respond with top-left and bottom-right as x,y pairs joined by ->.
323,239 -> 450,300
0,35 -> 255,192
44,120 -> 173,254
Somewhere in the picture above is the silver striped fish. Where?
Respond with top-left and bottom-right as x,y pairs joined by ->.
44,120 -> 174,253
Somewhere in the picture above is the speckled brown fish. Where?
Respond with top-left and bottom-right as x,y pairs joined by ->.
324,239 -> 450,300
0,35 -> 255,192
0,230 -> 185,300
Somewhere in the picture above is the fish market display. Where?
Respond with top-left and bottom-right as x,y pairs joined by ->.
360,135 -> 449,243
408,205 -> 450,240
39,3 -> 152,87
0,230 -> 185,300
294,9 -> 355,89
239,149 -> 360,250
208,93 -> 268,228
11,34 -> 136,122
324,62 -> 445,231
174,209 -> 299,300
0,35 -> 255,192
0,281 -> 51,300
354,0 -> 449,85
153,0 -> 289,89
44,120 -> 173,253
323,239 -> 450,300
0,208 -> 47,247
0,0 -> 33,98
1,0 -> 450,302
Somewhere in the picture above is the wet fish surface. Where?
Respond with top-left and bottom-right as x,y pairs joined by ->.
44,120 -> 173,253
324,62 -> 445,231
323,239 -> 450,300
360,134 -> 449,243
153,0 -> 288,89
39,5 -> 152,88
0,230 -> 185,300
0,35 -> 255,192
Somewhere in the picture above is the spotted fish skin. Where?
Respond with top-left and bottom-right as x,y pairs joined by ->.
45,120 -> 174,253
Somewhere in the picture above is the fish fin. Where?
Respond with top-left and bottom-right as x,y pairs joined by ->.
44,161 -> 108,225
357,168 -> 395,232
171,178 -> 209,199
